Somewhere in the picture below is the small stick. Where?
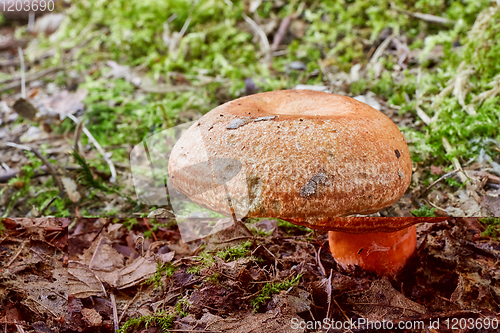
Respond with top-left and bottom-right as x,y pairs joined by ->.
118,288 -> 142,324
5,241 -> 27,268
214,235 -> 253,244
0,66 -> 64,93
316,246 -> 326,276
66,114 -> 117,183
142,218 -> 158,242
110,293 -> 119,333
415,68 -> 431,125
72,118 -> 84,154
325,270 -> 332,319
40,196 -> 58,215
17,47 -> 25,99
421,169 -> 459,196
370,33 -> 395,64
271,16 -> 291,52
313,229 -> 330,253
6,142 -> 65,197
393,6 -> 455,25
242,13 -> 271,63
442,137 -> 467,182
168,328 -> 218,333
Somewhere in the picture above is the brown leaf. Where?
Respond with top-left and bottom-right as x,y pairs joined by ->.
42,89 -> 87,117
12,98 -> 38,121
480,194 -> 500,216
68,261 -> 106,298
183,312 -> 305,333
5,302 -> 23,324
114,256 -> 158,289
89,237 -> 124,272
81,308 -> 102,327
347,279 -> 426,320
430,165 -> 444,175
61,176 -> 81,203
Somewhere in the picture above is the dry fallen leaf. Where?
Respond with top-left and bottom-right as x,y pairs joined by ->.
61,176 -> 81,203
68,261 -> 107,298
347,279 -> 426,320
42,89 -> 87,118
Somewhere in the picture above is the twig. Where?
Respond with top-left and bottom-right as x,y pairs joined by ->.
425,199 -> 447,213
393,5 -> 455,25
17,48 -> 25,99
66,114 -> 117,183
142,218 -> 158,242
316,246 -> 326,276
442,137 -> 467,182
421,169 -> 459,196
0,165 -> 85,183
0,66 -> 64,93
369,33 -> 395,64
6,142 -> 65,197
118,288 -> 142,324
5,241 -> 27,268
40,197 -> 58,216
240,289 -> 264,300
0,59 -> 21,67
0,169 -> 19,183
260,244 -> 276,259
343,301 -> 426,314
167,279 -> 203,294
72,118 -> 84,154
110,293 -> 119,332
415,68 -> 431,125
313,229 -> 330,253
168,328 -> 218,333
242,13 -> 271,63
214,235 -> 253,244
0,50 -> 56,68
326,270 -> 332,319
327,269 -> 352,328
271,16 -> 291,52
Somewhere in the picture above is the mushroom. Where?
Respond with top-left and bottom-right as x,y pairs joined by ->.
168,90 -> 444,276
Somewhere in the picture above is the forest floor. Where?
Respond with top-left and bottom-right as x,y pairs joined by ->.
0,216 -> 499,332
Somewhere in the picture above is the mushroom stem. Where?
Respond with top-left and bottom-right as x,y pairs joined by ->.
328,226 -> 417,276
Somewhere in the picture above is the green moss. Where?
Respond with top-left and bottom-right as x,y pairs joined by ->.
251,274 -> 302,312
206,272 -> 220,284
277,219 -> 311,234
249,226 -> 273,237
174,296 -> 190,317
216,241 -> 252,262
0,218 -> 5,235
411,205 -> 437,217
479,217 -> 500,238
186,251 -> 215,274
118,310 -> 174,333
3,152 -> 41,217
120,218 -> 139,231
143,262 -> 177,290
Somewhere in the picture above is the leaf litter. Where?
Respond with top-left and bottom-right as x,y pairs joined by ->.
0,216 -> 498,332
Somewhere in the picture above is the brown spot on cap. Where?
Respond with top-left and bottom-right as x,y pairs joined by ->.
300,171 -> 330,199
